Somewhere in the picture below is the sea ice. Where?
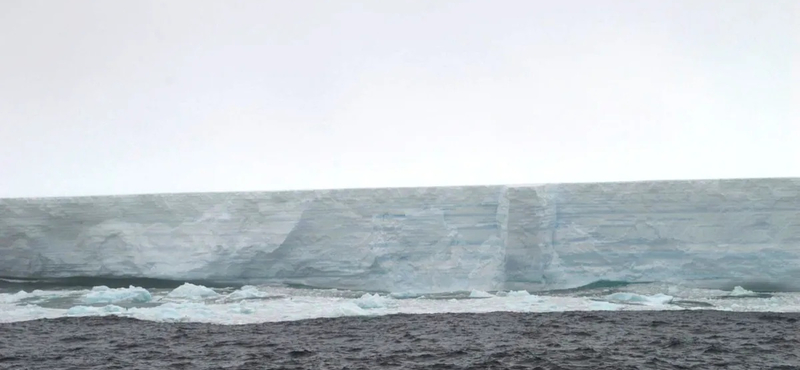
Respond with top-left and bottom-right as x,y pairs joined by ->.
81,286 -> 152,304
354,293 -> 395,309
5,283 -> 800,325
67,304 -> 126,316
166,283 -> 220,299
222,285 -> 272,301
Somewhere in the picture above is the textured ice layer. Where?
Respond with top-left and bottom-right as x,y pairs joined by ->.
2,178 -> 800,293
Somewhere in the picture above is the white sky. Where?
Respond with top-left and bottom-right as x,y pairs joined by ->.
1,0 -> 798,198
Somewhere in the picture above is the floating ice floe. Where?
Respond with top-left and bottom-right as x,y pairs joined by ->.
82,286 -> 152,304
221,285 -> 272,301
67,304 -> 126,316
354,293 -> 395,309
166,283 -> 220,299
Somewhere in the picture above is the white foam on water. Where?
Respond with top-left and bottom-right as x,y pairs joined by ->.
468,290 -> 494,298
0,289 -> 78,304
0,291 -> 32,304
605,292 -> 674,305
0,304 -> 65,323
389,292 -> 425,299
729,286 -> 758,297
503,290 -> 535,297
220,285 -> 274,301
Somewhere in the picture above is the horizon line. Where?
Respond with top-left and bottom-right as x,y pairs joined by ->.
2,175 -> 799,201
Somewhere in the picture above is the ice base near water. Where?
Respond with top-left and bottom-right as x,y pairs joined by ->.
2,283 -> 800,325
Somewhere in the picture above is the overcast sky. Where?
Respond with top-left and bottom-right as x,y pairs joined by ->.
1,0 -> 797,198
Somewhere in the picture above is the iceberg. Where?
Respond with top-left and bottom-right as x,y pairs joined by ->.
1,178 -> 799,293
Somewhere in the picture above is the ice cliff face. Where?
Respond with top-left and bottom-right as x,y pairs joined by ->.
1,179 -> 799,292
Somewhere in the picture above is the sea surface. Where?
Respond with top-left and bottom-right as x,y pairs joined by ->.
1,311 -> 798,369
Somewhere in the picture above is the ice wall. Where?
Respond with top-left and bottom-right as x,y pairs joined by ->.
1,178 -> 799,292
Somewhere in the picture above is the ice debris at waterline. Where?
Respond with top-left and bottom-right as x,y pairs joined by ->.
3,282 -> 800,324
82,286 -> 152,304
2,178 -> 800,293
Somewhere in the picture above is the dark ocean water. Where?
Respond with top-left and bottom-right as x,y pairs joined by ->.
1,310 -> 798,369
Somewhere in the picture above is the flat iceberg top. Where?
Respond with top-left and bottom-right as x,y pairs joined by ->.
1,178 -> 799,293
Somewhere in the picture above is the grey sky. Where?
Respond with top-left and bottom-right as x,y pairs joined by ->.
1,0 -> 797,198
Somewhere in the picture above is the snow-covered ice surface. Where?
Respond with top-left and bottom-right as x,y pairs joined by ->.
2,282 -> 800,324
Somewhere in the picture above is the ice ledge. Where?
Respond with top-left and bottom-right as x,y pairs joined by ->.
1,178 -> 799,293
